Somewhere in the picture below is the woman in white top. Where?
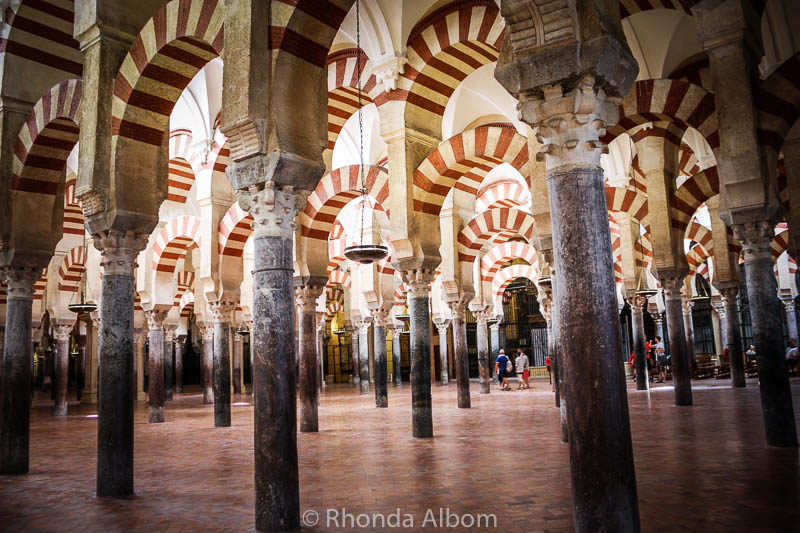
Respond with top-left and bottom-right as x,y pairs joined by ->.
515,350 -> 530,390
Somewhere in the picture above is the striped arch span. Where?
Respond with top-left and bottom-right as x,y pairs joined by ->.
326,48 -> 377,152
480,241 -> 538,283
670,166 -> 719,231
174,271 -> 196,307
457,207 -> 534,263
167,130 -> 199,203
474,179 -> 531,213
491,264 -> 540,305
58,246 -> 87,292
219,203 -> 253,258
152,216 -> 202,273
414,125 -> 530,216
179,291 -> 195,318
619,0 -> 699,18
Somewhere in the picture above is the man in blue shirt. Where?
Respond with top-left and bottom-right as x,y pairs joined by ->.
495,349 -> 511,391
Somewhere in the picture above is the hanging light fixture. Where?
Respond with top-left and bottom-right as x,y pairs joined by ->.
236,324 -> 250,336
395,313 -> 411,334
634,221 -> 658,298
691,269 -> 711,301
68,231 -> 98,315
343,0 -> 389,265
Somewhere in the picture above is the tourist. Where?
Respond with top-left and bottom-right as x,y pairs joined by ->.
655,336 -> 667,383
515,349 -> 530,390
545,354 -> 552,385
786,340 -> 798,375
495,349 -> 511,391
746,345 -> 756,364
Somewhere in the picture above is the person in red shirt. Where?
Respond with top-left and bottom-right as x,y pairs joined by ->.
545,355 -> 552,384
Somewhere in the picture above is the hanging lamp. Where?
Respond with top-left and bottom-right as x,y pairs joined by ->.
691,270 -> 710,301
68,231 -> 98,315
634,221 -> 658,298
343,0 -> 388,265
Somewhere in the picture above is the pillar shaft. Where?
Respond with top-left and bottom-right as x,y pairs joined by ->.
391,327 -> 402,385
83,318 -> 100,404
53,324 -> 72,416
296,282 -> 323,432
200,326 -> 214,404
347,325 -> 359,387
145,311 -> 167,424
733,222 -> 798,446
357,322 -> 370,394
436,322 -> 450,385
475,313 -> 490,393
175,336 -> 185,394
164,327 -> 175,401
372,312 -> 388,408
783,299 -> 798,343
661,278 -> 693,406
134,328 -> 145,402
211,301 -> 234,428
0,267 -> 39,474
450,305 -> 470,408
96,236 -> 145,498
405,272 -> 434,438
629,297 -> 649,390
489,323 -> 500,372
233,332 -> 242,394
720,287 -> 746,388
76,339 -> 86,401
682,297 -> 697,374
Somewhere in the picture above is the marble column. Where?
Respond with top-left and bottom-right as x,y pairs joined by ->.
210,301 -> 235,428
133,327 -> 145,402
75,334 -> 86,402
650,309 -> 664,341
0,266 -> 40,474
347,324 -> 359,387
238,183 -> 305,530
371,307 -> 390,407
537,279 -> 558,403
164,325 -> 176,401
719,286 -> 745,388
434,319 -> 450,385
145,309 -> 167,424
84,315 -> 99,404
489,320 -> 501,373
175,335 -> 186,394
233,331 -> 243,394
390,324 -> 403,385
474,310 -> 490,394
356,318 -> 371,394
199,324 -> 214,404
782,298 -> 798,343
660,276 -> 693,406
96,232 -> 147,498
682,296 -> 697,375
403,270 -> 435,438
710,297 -> 725,359
733,222 -> 797,446
295,280 -> 324,432
52,322 -> 73,416
447,301 -> 470,408
629,295 -> 649,390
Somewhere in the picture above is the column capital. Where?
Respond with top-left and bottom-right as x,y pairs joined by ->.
236,181 -> 307,240
370,306 -> 392,328
52,322 -> 73,341
432,317 -> 450,334
472,308 -> 491,325
732,220 -> 774,262
145,309 -> 168,331
133,328 -> 145,344
400,268 -> 436,299
199,323 -> 214,341
489,319 -> 502,332
659,274 -> 686,301
294,279 -> 325,313
681,296 -> 694,315
353,317 -> 372,335
209,300 -> 236,324
164,325 -> 178,343
96,230 -> 148,276
782,299 -> 796,313
718,285 -> 739,304
1,266 -> 42,300
626,294 -> 648,311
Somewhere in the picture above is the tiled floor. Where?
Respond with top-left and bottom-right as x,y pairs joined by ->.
1,377 -> 799,532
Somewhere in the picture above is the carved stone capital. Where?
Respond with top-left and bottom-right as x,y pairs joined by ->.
659,276 -> 685,302
97,230 -> 147,276
627,294 -> 648,311
681,297 -> 694,315
145,309 -> 168,331
199,324 -> 214,341
783,299 -> 796,314
164,325 -> 178,343
52,322 -> 73,341
236,181 -> 307,240
353,317 -> 372,335
433,317 -> 450,334
294,278 -> 325,313
719,285 -> 739,305
489,319 -> 502,332
2,266 -> 41,300
400,268 -> 436,299
209,300 -> 236,324
446,300 -> 466,320
472,309 -> 491,325
370,306 -> 391,328
732,221 -> 774,263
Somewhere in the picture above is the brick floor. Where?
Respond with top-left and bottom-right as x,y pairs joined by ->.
1,377 -> 799,532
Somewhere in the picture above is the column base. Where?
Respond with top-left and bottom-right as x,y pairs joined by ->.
149,407 -> 164,424
54,405 -> 67,416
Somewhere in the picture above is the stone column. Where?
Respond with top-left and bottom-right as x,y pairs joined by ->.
402,269 -> 435,438
710,296 -> 725,358
164,325 -> 176,401
75,334 -> 86,402
175,335 -> 186,394
659,276 -> 693,405
145,309 -> 167,424
96,232 -> 147,497
0,266 -> 40,474
133,326 -> 145,402
356,318 -> 371,394
390,324 -> 403,385
719,286 -> 745,388
434,319 -> 450,385
489,320 -> 501,373
628,295 -> 649,390
233,331 -> 243,394
474,310 -> 491,393
733,222 -> 797,446
347,324 -> 359,388
315,317 -> 325,393
199,324 -> 214,404
650,309 -> 664,341
510,77 -> 640,530
782,298 -> 798,343
538,279 -> 558,402
52,322 -> 73,416
237,183 -> 306,530
371,307 -> 390,407
295,280 -> 324,432
209,301 -> 235,428
82,316 -> 100,404
682,296 -> 697,375
447,301 -> 470,408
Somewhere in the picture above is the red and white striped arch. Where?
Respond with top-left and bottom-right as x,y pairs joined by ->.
300,165 -> 389,241
474,179 -> 530,213
327,48 -> 377,152
111,0 -> 223,149
480,241 -> 538,283
167,130 -> 199,203
414,126 -> 530,216
491,264 -> 540,303
179,291 -> 195,318
457,207 -> 534,263
327,269 -> 351,290
209,137 -> 230,187
756,53 -> 800,164
608,214 -> 624,284
174,271 -> 195,306
219,203 -> 253,258
678,142 -> 701,177
671,166 -> 719,231
605,185 -> 649,222
12,79 -> 81,197
391,1 -> 504,133
58,246 -> 86,292
152,216 -> 202,274
619,0 -> 697,18
772,226 -> 790,262
602,79 -> 719,151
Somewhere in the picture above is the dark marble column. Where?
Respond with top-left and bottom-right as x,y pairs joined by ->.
52,322 -> 73,416
200,324 -> 214,404
295,280 -> 324,432
474,310 -> 490,394
356,319 -> 371,394
133,327 -> 145,402
434,319 -> 450,385
210,301 -> 235,428
347,324 -> 359,388
403,270 -> 435,438
233,331 -> 242,394
239,183 -> 304,531
96,233 -> 147,498
682,296 -> 697,375
537,279 -> 558,402
733,222 -> 797,446
629,295 -> 649,390
175,335 -> 186,394
719,286 -> 745,388
390,324 -> 403,385
371,307 -> 390,408
447,301 -> 470,408
660,276 -> 693,406
782,298 -> 799,343
0,266 -> 40,474
164,326 -> 176,401
145,309 -> 167,424
531,80 -> 640,531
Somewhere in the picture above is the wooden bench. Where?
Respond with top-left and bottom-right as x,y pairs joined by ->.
695,353 -> 720,379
